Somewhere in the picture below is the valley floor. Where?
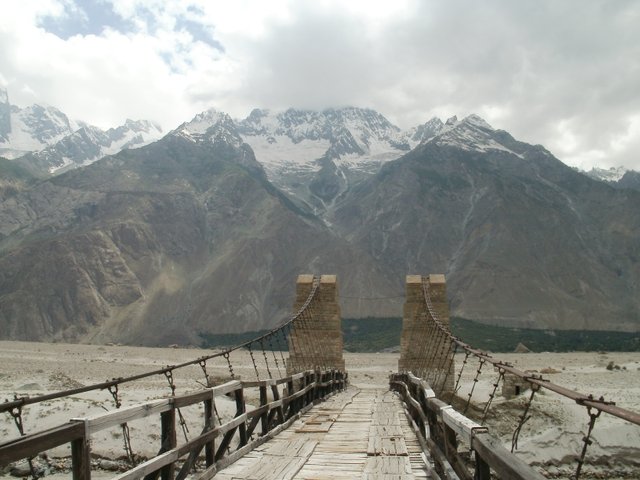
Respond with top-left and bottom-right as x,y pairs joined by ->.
1,342 -> 639,478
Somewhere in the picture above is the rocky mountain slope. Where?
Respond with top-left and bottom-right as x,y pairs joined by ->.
0,106 -> 638,344
616,170 -> 640,191
0,156 -> 36,199
0,112 -> 396,344
329,115 -> 640,331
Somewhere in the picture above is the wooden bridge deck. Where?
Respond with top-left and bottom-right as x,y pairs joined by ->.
215,386 -> 431,480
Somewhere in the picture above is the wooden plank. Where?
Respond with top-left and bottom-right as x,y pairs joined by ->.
371,426 -> 404,437
263,438 -> 317,457
74,399 -> 171,434
210,381 -> 243,397
472,432 -> 545,480
282,382 -> 315,406
175,419 -> 216,480
211,412 -> 247,439
367,436 -> 409,456
243,378 -> 277,388
362,474 -> 415,480
364,456 -> 412,474
111,450 -> 180,480
192,402 -> 317,480
0,422 -> 84,465
172,389 -> 212,409
239,455 -> 306,480
441,408 -> 487,444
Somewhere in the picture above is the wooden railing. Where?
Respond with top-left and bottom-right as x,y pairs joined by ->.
1,369 -> 346,480
390,372 -> 544,480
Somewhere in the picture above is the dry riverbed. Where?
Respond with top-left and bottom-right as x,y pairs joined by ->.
1,342 -> 639,478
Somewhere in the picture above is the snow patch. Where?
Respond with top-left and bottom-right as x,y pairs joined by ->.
244,135 -> 328,181
238,107 -> 412,181
48,156 -> 74,174
432,114 -> 524,158
585,166 -> 628,183
180,109 -> 228,135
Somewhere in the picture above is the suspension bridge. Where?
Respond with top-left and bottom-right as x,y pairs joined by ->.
1,274 -> 639,479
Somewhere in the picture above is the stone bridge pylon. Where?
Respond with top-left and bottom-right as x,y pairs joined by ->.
286,274 -> 345,373
398,274 -> 455,393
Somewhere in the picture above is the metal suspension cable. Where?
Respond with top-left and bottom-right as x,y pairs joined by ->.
419,278 -> 640,426
1,277 -> 322,415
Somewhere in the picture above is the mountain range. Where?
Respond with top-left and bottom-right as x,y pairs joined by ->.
0,89 -> 162,174
0,93 -> 638,345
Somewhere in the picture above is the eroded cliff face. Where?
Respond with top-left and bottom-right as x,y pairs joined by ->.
0,133 -> 396,344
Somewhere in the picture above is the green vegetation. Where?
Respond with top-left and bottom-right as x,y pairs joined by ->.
342,317 -> 402,352
200,317 -> 640,353
451,317 -> 640,352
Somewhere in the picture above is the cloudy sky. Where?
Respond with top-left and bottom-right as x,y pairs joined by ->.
1,0 -> 639,170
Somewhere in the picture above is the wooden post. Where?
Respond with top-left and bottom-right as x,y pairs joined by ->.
475,451 -> 491,480
203,398 -> 215,467
160,409 -> 176,480
271,384 -> 285,425
444,423 -> 471,480
235,388 -> 248,446
313,371 -> 320,402
259,386 -> 268,436
286,379 -> 294,418
71,432 -> 90,480
307,372 -> 314,405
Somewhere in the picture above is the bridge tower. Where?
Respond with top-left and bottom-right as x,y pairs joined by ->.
398,274 -> 454,394
286,274 -> 345,373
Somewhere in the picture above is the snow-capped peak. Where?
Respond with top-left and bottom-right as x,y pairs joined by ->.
103,119 -> 163,154
0,99 -> 77,158
584,166 -> 628,183
409,117 -> 444,144
238,106 -> 406,155
0,88 -> 8,104
445,115 -> 458,127
463,114 -> 493,130
428,113 -> 523,157
236,107 -> 411,185
121,118 -> 162,134
179,109 -> 232,135
172,109 -> 242,148
25,118 -> 164,174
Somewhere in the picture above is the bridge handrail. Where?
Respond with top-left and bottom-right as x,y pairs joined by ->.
1,368 -> 346,478
421,279 -> 640,427
391,372 -> 545,480
0,278 -> 322,415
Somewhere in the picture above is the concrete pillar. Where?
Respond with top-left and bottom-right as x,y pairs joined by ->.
398,274 -> 454,394
287,274 -> 345,374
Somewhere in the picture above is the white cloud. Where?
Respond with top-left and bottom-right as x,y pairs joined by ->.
1,0 -> 639,170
